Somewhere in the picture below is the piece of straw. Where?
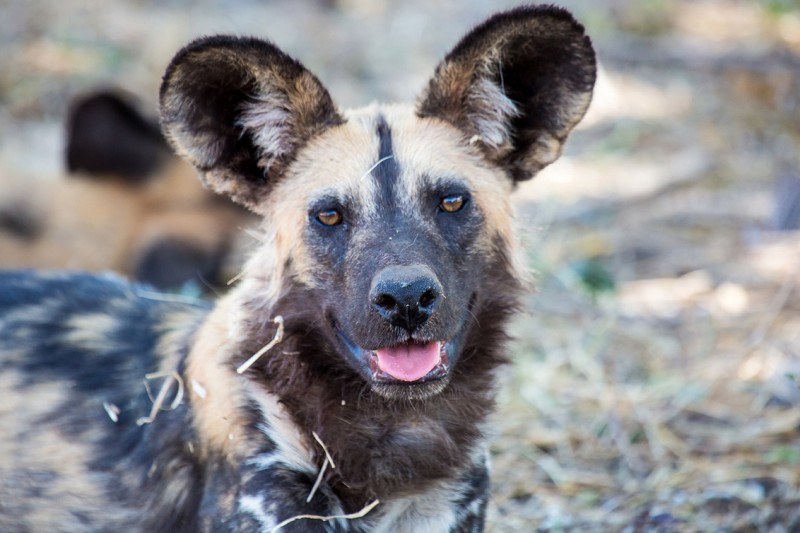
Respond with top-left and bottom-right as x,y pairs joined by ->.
312,430 -> 336,469
269,499 -> 380,533
236,316 -> 284,374
191,378 -> 207,399
136,371 -> 184,426
360,156 -> 393,181
103,401 -> 120,423
306,431 -> 337,503
306,459 -> 329,503
226,270 -> 246,286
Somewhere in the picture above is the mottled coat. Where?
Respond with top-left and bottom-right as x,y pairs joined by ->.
0,5 -> 595,532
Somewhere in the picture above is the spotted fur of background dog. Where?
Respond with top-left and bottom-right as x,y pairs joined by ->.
0,6 -> 595,532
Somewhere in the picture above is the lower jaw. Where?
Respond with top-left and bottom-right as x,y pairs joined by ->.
370,376 -> 451,401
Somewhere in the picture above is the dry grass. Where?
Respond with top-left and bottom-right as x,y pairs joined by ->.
488,5 -> 800,519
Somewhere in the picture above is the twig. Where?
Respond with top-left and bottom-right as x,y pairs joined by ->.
136,371 -> 184,426
312,431 -> 336,469
269,499 -> 380,533
306,431 -> 337,503
226,270 -> 246,286
103,401 -> 120,423
306,458 -> 329,503
236,316 -> 285,374
191,378 -> 207,399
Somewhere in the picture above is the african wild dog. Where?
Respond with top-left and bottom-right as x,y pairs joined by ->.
0,5 -> 595,532
0,90 -> 253,291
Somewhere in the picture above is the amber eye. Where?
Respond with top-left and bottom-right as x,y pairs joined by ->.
440,195 -> 465,213
316,209 -> 342,226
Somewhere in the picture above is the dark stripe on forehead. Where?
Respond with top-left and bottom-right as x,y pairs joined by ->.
372,115 -> 400,209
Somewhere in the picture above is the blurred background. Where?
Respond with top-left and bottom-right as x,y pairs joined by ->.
1,0 -> 799,530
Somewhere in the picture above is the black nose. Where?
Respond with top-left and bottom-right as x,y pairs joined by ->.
370,265 -> 442,332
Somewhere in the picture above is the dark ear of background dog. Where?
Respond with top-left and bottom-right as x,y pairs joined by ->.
0,90 -> 253,292
66,90 -> 171,183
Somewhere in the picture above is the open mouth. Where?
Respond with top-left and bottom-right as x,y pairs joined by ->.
369,341 -> 449,383
334,326 -> 451,385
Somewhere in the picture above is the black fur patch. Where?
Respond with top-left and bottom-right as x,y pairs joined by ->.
0,203 -> 43,241
372,115 -> 400,211
134,238 -> 226,291
66,91 -> 169,183
417,5 -> 596,181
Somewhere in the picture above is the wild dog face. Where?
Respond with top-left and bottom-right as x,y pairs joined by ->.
161,6 -> 595,401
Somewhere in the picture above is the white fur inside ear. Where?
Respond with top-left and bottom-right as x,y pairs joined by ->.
466,76 -> 520,150
238,91 -> 296,169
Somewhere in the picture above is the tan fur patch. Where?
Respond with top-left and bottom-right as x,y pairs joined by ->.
185,295 -> 256,460
63,313 -> 121,351
245,383 -> 316,474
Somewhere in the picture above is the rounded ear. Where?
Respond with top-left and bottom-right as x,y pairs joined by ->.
159,36 -> 345,211
67,91 -> 169,183
417,5 -> 596,182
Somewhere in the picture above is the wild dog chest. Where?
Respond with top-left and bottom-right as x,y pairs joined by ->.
0,5 -> 595,532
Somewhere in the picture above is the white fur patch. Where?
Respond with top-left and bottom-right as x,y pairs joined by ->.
238,494 -> 278,532
239,91 -> 295,169
246,383 -> 316,475
370,481 -> 459,533
466,76 -> 520,150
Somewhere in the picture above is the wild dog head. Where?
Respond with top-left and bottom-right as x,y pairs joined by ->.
161,6 -> 595,401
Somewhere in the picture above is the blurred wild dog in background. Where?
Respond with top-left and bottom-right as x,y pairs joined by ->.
0,90 -> 254,292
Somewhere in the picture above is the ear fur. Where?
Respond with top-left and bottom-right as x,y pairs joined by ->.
66,91 -> 169,183
417,5 -> 596,182
159,36 -> 344,211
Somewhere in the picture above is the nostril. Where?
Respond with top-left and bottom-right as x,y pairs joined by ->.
373,293 -> 397,312
418,288 -> 437,309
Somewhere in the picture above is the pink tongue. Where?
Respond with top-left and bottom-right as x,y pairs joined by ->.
375,342 -> 441,382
